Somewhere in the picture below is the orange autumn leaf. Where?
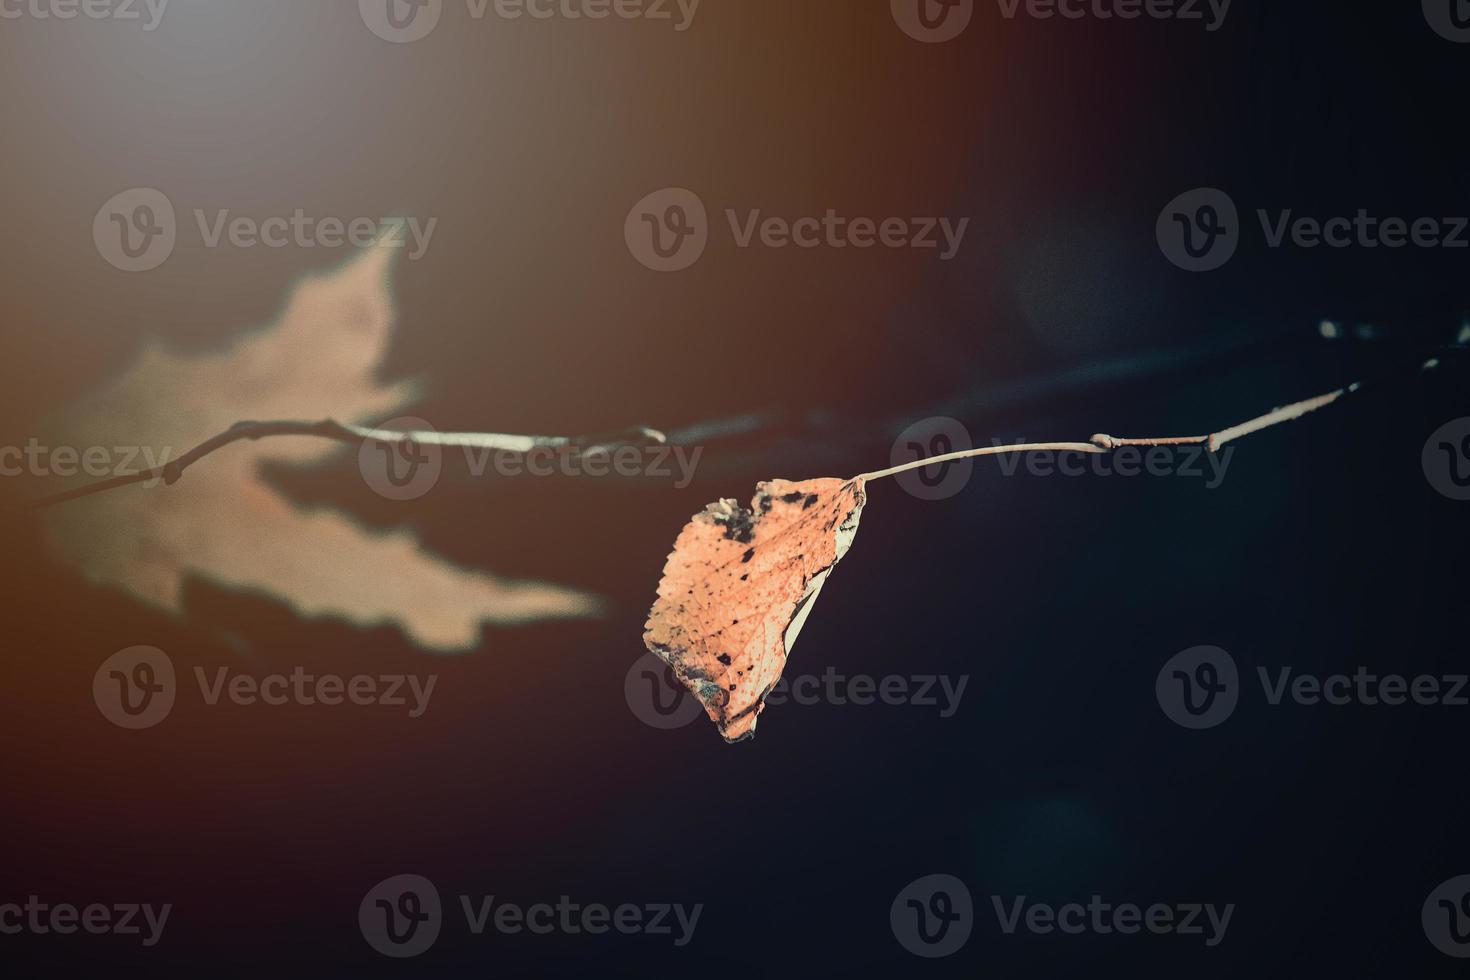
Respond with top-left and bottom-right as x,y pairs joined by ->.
643,477 -> 868,742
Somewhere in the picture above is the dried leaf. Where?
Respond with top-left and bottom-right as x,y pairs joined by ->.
643,477 -> 867,742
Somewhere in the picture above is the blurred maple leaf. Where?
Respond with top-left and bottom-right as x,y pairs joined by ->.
39,243 -> 601,650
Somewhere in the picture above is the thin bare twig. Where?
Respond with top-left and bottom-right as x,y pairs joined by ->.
25,420 -> 666,510
861,383 -> 1355,483
12,368 -> 1389,509
859,442 -> 1106,481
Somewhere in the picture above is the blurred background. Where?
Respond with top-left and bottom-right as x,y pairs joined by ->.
0,0 -> 1467,975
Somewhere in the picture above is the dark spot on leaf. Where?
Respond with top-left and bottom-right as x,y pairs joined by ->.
741,548 -> 755,563
717,653 -> 732,666
714,503 -> 757,544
